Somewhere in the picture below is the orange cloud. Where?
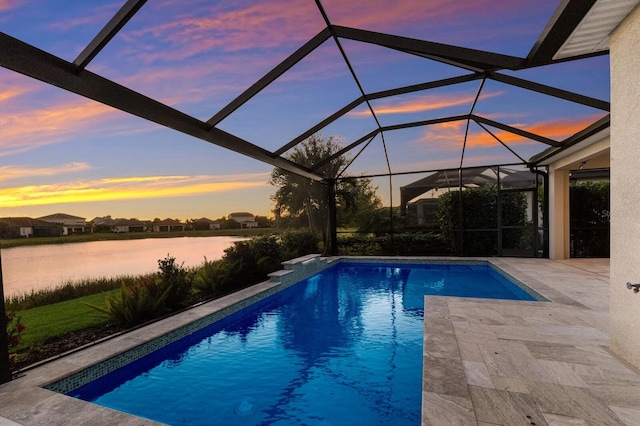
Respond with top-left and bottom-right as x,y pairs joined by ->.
321,0 -> 533,43
44,2 -> 121,32
469,115 -> 605,148
0,97 -> 120,156
0,0 -> 16,11
113,56 -> 275,108
409,114 -> 604,153
409,120 -> 466,147
0,86 -> 31,102
0,173 -> 271,207
322,0 -> 470,32
129,0 -> 323,63
352,91 -> 502,117
0,162 -> 91,182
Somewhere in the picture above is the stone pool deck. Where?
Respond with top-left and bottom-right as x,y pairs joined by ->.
0,257 -> 638,425
423,258 -> 640,425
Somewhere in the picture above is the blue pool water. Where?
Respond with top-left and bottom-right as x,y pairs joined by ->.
68,262 -> 537,425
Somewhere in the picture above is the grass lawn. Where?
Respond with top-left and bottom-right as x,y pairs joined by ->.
12,290 -> 118,351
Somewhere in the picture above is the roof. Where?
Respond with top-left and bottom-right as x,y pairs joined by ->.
91,216 -> 116,225
113,219 -> 146,226
37,213 -> 86,221
155,218 -> 184,226
228,212 -> 255,218
0,217 -> 57,227
0,0 -> 630,186
193,217 -> 216,224
400,167 -> 537,206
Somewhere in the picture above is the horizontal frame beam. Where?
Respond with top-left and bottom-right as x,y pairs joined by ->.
274,96 -> 364,156
332,25 -> 525,71
313,129 -> 380,171
471,115 -> 561,147
275,73 -> 482,157
206,28 -> 332,127
73,0 -> 148,71
488,72 -> 609,111
0,32 -> 326,182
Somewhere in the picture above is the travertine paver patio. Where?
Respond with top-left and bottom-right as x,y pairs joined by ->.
423,258 -> 640,426
1,257 -> 638,425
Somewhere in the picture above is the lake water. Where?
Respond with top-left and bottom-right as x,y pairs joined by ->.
1,236 -> 246,297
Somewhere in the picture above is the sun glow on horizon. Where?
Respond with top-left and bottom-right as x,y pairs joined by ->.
0,173 -> 270,208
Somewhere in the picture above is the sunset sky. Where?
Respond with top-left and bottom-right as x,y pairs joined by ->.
0,0 -> 610,221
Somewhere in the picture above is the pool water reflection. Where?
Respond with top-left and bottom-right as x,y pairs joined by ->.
68,262 -> 537,425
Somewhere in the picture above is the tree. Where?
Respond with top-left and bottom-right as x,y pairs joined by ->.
269,134 -> 381,243
254,215 -> 272,228
437,185 -> 527,255
570,181 -> 610,257
337,176 -> 383,230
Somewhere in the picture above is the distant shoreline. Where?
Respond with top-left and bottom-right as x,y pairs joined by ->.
0,228 -> 272,249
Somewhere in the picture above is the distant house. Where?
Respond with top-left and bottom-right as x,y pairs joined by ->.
228,212 -> 258,228
152,218 -> 185,232
192,217 -> 220,230
37,213 -> 87,235
112,219 -> 147,233
91,215 -> 116,226
0,217 -> 59,238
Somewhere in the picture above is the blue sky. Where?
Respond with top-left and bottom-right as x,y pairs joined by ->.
0,0 -> 610,221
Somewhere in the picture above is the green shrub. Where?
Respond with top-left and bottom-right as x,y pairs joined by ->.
570,181 -> 609,257
377,232 -> 451,256
6,312 -> 26,368
280,229 -> 319,259
88,281 -> 169,328
193,258 -> 242,297
156,255 -> 194,309
337,232 -> 451,256
223,235 -> 282,283
438,185 -> 527,256
337,235 -> 382,256
6,312 -> 26,348
86,255 -> 194,328
356,207 -> 406,236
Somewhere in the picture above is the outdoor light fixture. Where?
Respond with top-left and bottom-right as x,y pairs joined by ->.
627,282 -> 640,293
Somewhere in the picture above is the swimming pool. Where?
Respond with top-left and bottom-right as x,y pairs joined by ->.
64,261 -> 540,425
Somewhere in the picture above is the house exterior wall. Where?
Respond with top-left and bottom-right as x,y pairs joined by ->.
38,215 -> 87,235
153,224 -> 184,232
610,5 -> 640,370
19,227 -> 32,237
546,137 -> 610,260
548,168 -> 570,260
48,218 -> 86,227
229,214 -> 254,223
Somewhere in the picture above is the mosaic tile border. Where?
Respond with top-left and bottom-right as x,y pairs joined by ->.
44,283 -> 295,394
44,255 -> 333,394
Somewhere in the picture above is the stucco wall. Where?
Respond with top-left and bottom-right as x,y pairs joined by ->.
610,5 -> 640,369
548,168 -> 569,260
